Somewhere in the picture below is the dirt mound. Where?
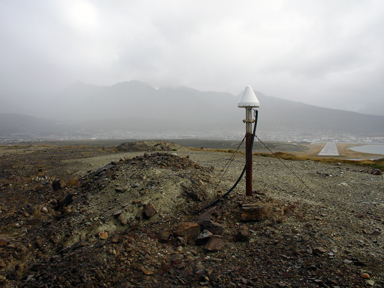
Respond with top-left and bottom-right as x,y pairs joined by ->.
78,152 -> 216,224
117,141 -> 186,152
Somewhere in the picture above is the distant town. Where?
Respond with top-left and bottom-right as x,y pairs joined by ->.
1,129 -> 383,144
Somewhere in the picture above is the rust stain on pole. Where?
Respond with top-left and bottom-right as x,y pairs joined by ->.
245,107 -> 253,196
246,132 -> 252,196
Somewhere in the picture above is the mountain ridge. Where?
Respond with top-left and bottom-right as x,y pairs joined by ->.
1,81 -> 384,140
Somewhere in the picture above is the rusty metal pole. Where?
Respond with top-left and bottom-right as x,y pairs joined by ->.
245,108 -> 253,196
238,85 -> 259,197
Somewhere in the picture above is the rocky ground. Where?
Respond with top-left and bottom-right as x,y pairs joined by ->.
0,141 -> 383,288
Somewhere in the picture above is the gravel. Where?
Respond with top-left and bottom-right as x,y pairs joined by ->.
0,144 -> 383,287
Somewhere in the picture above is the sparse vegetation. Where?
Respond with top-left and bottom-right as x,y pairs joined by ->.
254,151 -> 384,171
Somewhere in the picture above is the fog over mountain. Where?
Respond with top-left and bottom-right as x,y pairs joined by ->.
1,81 -> 383,141
1,1 -> 384,119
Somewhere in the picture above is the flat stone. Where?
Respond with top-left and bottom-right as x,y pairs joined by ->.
366,280 -> 375,286
113,210 -> 122,217
240,202 -> 284,222
143,202 -> 157,218
0,239 -> 9,247
204,236 -> 225,252
116,186 -> 128,193
173,222 -> 200,242
197,207 -> 216,225
313,247 -> 327,254
138,264 -> 154,275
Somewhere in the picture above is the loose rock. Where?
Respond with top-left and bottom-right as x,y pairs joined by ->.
204,236 -> 225,252
143,202 -> 157,219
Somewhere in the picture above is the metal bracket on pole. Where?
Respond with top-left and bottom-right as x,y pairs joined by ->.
243,119 -> 255,123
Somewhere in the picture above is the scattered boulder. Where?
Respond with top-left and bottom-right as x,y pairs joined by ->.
117,141 -> 184,152
117,214 -> 128,225
362,273 -> 370,279
158,232 -> 171,243
52,180 -> 61,191
173,222 -> 200,243
54,192 -> 74,211
234,226 -> 250,242
63,193 -> 74,206
201,219 -> 225,235
371,169 -> 382,175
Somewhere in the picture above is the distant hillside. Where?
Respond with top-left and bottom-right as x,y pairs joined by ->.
0,113 -> 69,135
1,81 -> 384,138
253,93 -> 384,136
50,81 -> 384,136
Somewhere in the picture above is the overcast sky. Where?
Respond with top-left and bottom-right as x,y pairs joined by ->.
1,0 -> 383,115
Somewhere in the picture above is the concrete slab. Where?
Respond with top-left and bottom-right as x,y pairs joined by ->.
318,142 -> 339,156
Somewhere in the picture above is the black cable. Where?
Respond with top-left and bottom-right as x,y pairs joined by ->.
255,135 -> 312,191
193,109 -> 258,215
216,135 -> 245,184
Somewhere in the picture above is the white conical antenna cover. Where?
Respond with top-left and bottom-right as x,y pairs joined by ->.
238,85 -> 260,108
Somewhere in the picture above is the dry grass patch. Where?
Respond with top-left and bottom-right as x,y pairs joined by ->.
255,151 -> 384,171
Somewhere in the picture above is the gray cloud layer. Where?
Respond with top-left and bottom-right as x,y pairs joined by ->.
1,0 -> 383,115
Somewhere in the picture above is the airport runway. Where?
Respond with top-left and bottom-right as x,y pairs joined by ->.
318,142 -> 339,156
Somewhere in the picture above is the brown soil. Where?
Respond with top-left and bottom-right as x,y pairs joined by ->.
0,141 -> 383,287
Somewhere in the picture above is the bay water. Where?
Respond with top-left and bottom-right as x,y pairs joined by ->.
349,144 -> 384,155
